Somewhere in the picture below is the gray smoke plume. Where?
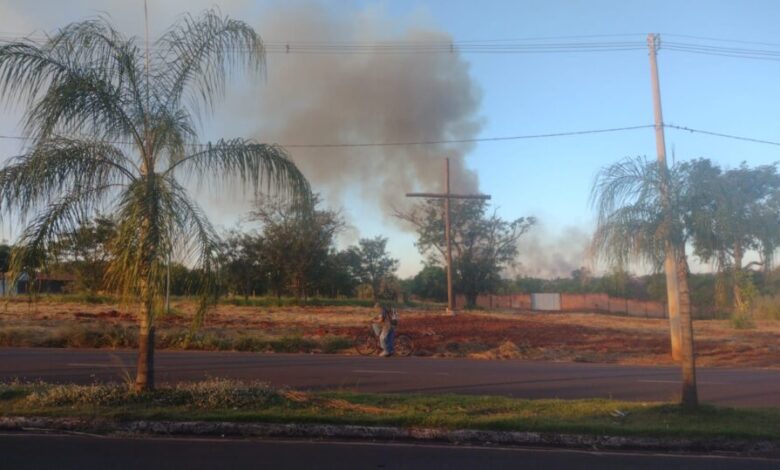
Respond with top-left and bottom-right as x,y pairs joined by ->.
242,3 -> 483,219
512,224 -> 593,279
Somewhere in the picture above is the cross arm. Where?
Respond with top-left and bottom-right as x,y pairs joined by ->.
406,192 -> 491,200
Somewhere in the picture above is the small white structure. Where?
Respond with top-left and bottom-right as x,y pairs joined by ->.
531,293 -> 561,311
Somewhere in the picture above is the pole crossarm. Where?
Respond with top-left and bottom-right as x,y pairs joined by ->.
406,192 -> 491,200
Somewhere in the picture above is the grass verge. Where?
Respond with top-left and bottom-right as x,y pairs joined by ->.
1,380 -> 779,441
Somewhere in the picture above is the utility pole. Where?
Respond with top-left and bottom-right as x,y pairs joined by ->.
647,33 -> 682,361
407,158 -> 491,314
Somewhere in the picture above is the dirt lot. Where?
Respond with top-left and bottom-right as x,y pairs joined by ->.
1,298 -> 779,368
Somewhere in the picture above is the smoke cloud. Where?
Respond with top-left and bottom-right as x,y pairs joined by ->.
512,224 -> 593,279
240,4 -> 483,220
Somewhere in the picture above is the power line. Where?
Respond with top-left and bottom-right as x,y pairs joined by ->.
662,33 -> 780,48
2,32 -> 779,59
0,124 -> 778,149
0,33 -> 647,55
0,125 -> 655,149
283,125 -> 654,147
664,124 -> 780,147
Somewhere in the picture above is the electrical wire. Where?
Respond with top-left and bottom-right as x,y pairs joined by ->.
0,125 -> 655,149
664,124 -> 780,147
1,124 -> 779,150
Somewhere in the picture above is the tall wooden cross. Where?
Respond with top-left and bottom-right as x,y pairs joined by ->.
407,158 -> 491,313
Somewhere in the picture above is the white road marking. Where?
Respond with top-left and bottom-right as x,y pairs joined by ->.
352,369 -> 408,375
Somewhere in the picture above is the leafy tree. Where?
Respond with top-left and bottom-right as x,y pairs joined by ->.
168,263 -> 204,296
349,236 -> 399,303
317,249 -> 361,298
591,155 -> 697,407
684,160 -> 780,313
408,264 -> 447,302
56,216 -> 116,294
397,199 -> 534,308
221,230 -> 266,300
253,196 -> 342,300
0,11 -> 310,391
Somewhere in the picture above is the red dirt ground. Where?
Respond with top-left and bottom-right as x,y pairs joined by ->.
2,300 -> 779,367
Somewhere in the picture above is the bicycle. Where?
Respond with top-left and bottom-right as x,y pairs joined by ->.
354,326 -> 414,357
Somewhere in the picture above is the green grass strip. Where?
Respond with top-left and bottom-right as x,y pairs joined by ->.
1,380 -> 778,441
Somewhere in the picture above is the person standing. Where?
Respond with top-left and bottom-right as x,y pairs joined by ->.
371,304 -> 396,357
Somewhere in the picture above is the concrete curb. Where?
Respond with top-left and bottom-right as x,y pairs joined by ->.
1,416 -> 778,456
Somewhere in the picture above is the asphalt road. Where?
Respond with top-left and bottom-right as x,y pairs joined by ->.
2,348 -> 779,406
1,433 -> 777,470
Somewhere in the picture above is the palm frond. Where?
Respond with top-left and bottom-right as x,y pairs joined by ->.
590,156 -> 661,219
590,156 -> 685,271
156,8 -> 265,115
0,138 -> 133,221
164,177 -> 220,327
0,19 -> 145,146
165,138 -> 311,205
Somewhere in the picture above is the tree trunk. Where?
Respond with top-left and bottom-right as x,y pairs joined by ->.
134,187 -> 156,393
134,296 -> 155,392
733,241 -> 744,313
676,254 -> 698,408
664,241 -> 682,361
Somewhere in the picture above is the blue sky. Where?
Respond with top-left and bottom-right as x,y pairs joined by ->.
1,0 -> 779,277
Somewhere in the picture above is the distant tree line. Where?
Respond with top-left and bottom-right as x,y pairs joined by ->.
8,158 -> 780,320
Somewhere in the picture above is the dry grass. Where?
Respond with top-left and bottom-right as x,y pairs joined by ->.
2,297 -> 780,368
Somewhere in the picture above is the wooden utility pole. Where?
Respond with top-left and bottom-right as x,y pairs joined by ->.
647,33 -> 682,361
407,158 -> 491,314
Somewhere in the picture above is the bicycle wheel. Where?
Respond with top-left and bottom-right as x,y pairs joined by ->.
393,335 -> 414,357
355,333 -> 379,356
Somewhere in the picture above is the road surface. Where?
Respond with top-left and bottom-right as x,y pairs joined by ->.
1,348 -> 779,406
1,433 -> 777,470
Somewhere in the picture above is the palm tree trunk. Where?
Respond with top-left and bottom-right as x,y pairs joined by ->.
135,187 -> 157,393
676,253 -> 698,408
135,278 -> 155,392
664,241 -> 682,361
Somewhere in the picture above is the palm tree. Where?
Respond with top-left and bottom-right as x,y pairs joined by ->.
590,156 -> 698,407
0,11 -> 310,391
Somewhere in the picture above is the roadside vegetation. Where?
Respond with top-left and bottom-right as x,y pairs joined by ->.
1,379 -> 779,441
